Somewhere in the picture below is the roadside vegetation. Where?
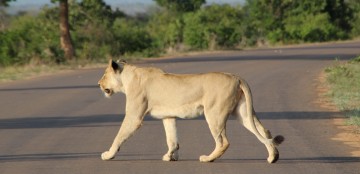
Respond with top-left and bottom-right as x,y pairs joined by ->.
325,56 -> 360,129
1,0 -> 360,82
1,0 -> 360,67
0,64 -> 64,82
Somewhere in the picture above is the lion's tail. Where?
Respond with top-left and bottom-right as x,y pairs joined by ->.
238,78 -> 284,146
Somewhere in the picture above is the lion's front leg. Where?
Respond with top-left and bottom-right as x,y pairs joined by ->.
101,115 -> 144,160
162,118 -> 179,161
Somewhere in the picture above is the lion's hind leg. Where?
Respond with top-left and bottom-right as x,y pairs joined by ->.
236,96 -> 283,163
200,110 -> 230,162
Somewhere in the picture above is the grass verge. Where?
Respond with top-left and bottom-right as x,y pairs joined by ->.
0,62 -> 106,83
325,56 -> 360,129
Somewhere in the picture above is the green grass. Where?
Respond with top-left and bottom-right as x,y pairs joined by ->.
325,56 -> 360,128
0,65 -> 59,82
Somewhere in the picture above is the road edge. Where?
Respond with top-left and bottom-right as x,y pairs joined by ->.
316,71 -> 360,157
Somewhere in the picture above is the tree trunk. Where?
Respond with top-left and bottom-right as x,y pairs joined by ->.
59,0 -> 74,60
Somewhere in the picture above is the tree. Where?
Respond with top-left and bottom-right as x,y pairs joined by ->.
69,0 -> 127,59
154,0 -> 205,13
245,0 -> 353,43
0,0 -> 15,7
52,0 -> 74,60
283,1 -> 352,42
325,0 -> 352,33
0,0 -> 15,30
244,0 -> 292,44
149,0 -> 205,52
183,4 -> 244,49
347,0 -> 360,36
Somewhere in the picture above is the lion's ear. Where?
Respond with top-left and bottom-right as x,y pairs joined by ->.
109,59 -> 123,73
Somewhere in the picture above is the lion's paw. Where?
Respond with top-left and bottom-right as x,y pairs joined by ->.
199,155 -> 214,162
267,152 -> 279,164
101,151 -> 115,161
162,152 -> 178,161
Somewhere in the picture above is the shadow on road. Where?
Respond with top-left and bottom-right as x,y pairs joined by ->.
144,53 -> 355,64
216,156 -> 360,164
0,85 -> 98,92
0,152 -> 99,163
0,111 -> 344,129
256,111 -> 344,120
0,114 -> 124,129
280,157 -> 360,164
1,152 -> 360,164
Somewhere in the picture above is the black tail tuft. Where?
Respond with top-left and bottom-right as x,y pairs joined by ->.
273,135 -> 285,146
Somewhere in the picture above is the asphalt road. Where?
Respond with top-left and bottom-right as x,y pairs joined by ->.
1,41 -> 360,174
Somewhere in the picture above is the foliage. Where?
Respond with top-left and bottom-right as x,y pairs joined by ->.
183,4 -> 244,50
68,0 -> 116,60
244,0 -> 354,44
68,0 -> 156,60
347,0 -> 360,36
243,0 -> 292,44
112,18 -> 155,57
146,10 -> 184,53
284,13 -> 338,42
0,0 -> 15,7
154,0 -> 205,13
1,0 -> 360,67
147,0 -> 207,53
0,10 -> 62,66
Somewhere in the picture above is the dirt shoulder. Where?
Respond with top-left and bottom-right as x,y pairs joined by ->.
316,72 -> 360,157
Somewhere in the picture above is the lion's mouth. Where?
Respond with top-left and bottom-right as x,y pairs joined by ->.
104,88 -> 112,94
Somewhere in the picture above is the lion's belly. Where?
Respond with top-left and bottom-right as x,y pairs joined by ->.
149,103 -> 204,119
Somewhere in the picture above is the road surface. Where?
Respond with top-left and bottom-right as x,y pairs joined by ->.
1,41 -> 360,173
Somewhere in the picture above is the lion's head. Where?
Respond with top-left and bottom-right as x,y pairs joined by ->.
98,59 -> 126,98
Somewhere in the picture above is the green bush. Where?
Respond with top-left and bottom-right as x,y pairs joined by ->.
348,0 -> 360,36
284,13 -> 339,42
183,4 -> 244,50
69,0 -> 153,60
146,11 -> 184,53
0,30 -> 17,66
244,0 -> 354,44
112,18 -> 155,57
1,0 -> 360,67
0,13 -> 62,66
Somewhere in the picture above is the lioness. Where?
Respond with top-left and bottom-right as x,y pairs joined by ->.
98,60 -> 284,163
